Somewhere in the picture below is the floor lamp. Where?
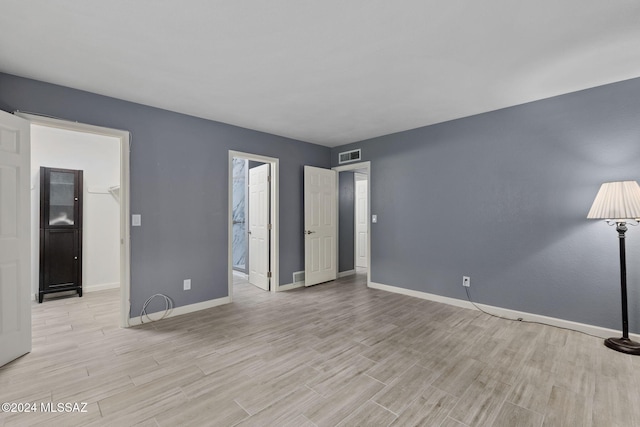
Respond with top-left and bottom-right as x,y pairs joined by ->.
587,180 -> 640,355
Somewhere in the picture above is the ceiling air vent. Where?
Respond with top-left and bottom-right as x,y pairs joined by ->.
338,149 -> 361,164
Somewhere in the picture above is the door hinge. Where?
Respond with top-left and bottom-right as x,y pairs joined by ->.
268,223 -> 272,230
267,271 -> 272,278
267,175 -> 271,182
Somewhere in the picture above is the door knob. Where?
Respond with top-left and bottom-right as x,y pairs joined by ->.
305,230 -> 316,235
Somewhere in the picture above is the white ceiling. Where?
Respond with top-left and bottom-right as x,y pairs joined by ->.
2,1 -> 640,147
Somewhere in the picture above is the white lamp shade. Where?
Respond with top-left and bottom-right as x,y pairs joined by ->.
587,180 -> 640,220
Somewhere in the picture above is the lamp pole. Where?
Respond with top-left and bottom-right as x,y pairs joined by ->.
604,221 -> 640,354
617,222 -> 629,340
588,181 -> 640,355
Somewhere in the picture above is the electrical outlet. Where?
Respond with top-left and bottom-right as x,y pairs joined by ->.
183,279 -> 191,290
463,276 -> 470,287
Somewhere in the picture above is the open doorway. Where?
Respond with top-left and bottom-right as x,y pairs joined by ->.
31,125 -> 120,300
231,158 -> 248,275
18,113 -> 131,328
231,158 -> 270,291
228,151 -> 279,299
333,161 -> 371,286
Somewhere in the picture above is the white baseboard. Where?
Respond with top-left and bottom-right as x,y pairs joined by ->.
338,269 -> 355,278
368,281 -> 640,341
85,282 -> 120,293
127,295 -> 231,327
31,282 -> 120,300
279,282 -> 304,291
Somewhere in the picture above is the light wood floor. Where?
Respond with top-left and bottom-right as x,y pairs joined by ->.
2,272 -> 639,426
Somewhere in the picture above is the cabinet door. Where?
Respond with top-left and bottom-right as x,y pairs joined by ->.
41,168 -> 82,229
42,229 -> 80,289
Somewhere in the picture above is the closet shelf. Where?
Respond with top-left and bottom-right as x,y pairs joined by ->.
108,185 -> 120,201
86,185 -> 121,202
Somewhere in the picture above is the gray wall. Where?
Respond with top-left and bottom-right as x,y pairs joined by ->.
331,77 -> 640,333
0,73 -> 330,317
338,172 -> 355,272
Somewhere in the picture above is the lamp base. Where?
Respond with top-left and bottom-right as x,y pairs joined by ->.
604,337 -> 640,355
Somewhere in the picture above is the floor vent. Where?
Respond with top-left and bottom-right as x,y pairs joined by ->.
293,271 -> 305,284
338,149 -> 361,164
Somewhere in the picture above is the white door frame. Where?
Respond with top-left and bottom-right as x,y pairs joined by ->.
16,113 -> 132,328
228,151 -> 279,296
332,161 -> 371,286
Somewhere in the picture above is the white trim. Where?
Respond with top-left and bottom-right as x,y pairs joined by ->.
369,281 -> 640,341
16,113 -> 132,329
338,269 -> 355,278
332,161 -> 371,288
228,151 -> 279,298
127,296 -> 231,327
32,282 -> 122,300
85,282 -> 120,293
31,284 -> 121,299
279,282 -> 304,291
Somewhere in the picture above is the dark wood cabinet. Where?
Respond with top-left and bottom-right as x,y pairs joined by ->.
39,167 -> 83,303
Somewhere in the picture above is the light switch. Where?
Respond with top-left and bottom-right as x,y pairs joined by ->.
372,214 -> 377,223
132,214 -> 141,226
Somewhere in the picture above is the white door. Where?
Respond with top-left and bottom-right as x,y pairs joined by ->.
0,111 -> 31,367
304,166 -> 337,286
248,164 -> 270,290
355,175 -> 368,268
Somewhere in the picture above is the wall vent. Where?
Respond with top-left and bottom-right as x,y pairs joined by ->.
338,149 -> 361,164
293,271 -> 305,284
